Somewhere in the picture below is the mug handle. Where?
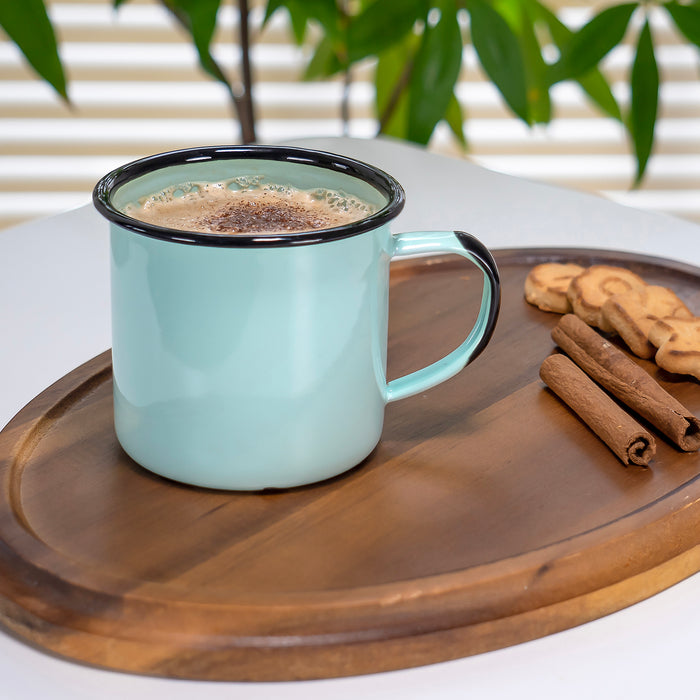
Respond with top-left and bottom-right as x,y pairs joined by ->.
385,230 -> 501,403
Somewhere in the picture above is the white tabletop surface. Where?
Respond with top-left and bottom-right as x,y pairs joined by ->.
1,136 -> 699,699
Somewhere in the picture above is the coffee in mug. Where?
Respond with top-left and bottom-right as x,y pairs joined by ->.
123,179 -> 378,235
93,145 -> 500,490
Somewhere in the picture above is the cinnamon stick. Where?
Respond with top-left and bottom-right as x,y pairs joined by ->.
552,314 -> 700,451
540,354 -> 656,466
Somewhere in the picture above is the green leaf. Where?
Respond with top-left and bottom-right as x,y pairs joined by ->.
300,0 -> 342,38
375,34 -> 419,139
304,34 -> 343,79
163,0 -> 229,88
468,0 -> 530,123
0,0 -> 68,100
347,0 -> 425,63
407,0 -> 463,144
263,0 -> 284,23
548,3 -> 636,84
629,19 -> 659,186
444,92 -> 467,148
576,70 -> 622,122
499,0 -> 551,124
665,1 -> 700,47
526,0 -> 621,121
263,0 -> 340,40
263,0 -> 307,43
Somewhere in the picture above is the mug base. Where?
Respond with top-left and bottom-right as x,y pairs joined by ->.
115,432 -> 381,492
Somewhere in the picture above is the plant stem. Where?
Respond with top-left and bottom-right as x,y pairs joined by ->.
237,0 -> 256,143
338,0 -> 351,135
341,66 -> 351,134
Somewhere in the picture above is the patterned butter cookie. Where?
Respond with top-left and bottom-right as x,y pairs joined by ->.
567,265 -> 648,333
601,285 -> 693,358
524,262 -> 586,313
648,317 -> 700,381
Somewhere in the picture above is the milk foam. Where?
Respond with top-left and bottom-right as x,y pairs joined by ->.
123,179 -> 378,235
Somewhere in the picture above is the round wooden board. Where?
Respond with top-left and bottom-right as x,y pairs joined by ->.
1,248 -> 699,681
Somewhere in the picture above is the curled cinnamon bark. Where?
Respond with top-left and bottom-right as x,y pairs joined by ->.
552,314 -> 700,451
540,354 -> 656,466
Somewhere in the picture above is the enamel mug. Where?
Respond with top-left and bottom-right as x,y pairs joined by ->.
93,146 -> 500,490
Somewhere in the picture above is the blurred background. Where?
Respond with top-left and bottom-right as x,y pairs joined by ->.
1,0 -> 699,231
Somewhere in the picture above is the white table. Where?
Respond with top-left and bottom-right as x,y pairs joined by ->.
2,137 -> 699,699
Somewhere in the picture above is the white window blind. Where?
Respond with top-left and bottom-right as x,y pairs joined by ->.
1,0 -> 699,230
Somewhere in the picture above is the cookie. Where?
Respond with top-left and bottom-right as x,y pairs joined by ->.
601,285 -> 694,358
648,317 -> 700,380
567,265 -> 648,333
524,262 -> 586,313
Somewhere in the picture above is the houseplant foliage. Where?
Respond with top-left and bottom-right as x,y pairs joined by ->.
265,0 -> 699,185
0,0 -> 67,100
3,1 -> 700,184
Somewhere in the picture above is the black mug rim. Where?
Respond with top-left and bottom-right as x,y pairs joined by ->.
92,145 -> 406,247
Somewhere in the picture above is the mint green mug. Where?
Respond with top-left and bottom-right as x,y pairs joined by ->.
93,146 -> 500,490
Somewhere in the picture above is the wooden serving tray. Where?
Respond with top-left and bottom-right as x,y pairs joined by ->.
1,248 -> 699,681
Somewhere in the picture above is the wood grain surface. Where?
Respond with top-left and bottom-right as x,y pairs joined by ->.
0,248 -> 699,681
